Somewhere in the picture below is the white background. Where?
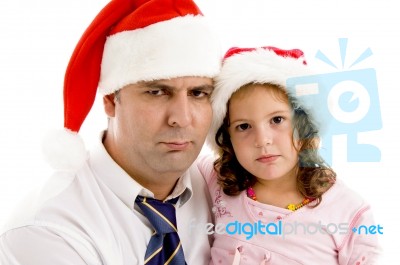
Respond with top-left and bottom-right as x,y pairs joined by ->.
0,0 -> 398,263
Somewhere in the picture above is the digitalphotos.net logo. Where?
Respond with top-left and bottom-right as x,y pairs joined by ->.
286,38 -> 382,165
189,219 -> 384,240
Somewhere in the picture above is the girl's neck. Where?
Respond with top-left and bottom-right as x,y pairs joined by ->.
251,176 -> 304,208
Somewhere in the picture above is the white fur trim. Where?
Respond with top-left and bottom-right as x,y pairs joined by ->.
208,48 -> 316,153
99,15 -> 221,95
42,129 -> 87,171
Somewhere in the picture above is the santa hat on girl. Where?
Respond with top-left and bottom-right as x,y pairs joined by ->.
208,46 -> 323,153
43,0 -> 221,171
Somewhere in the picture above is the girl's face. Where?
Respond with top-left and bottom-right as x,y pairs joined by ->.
228,84 -> 299,182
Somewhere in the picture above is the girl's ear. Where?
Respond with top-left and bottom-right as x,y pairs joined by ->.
103,94 -> 116,117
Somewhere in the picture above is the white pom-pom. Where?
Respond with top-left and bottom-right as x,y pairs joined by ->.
42,129 -> 87,171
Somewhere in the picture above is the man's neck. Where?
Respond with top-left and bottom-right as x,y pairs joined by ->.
143,180 -> 179,201
102,131 -> 182,200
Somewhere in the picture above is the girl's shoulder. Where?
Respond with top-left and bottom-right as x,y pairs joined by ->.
314,179 -> 372,222
195,154 -> 219,185
323,179 -> 367,205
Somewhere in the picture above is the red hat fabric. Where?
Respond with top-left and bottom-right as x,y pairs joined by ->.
65,0 -> 221,133
64,0 -> 135,133
44,0 -> 221,171
208,46 -> 315,153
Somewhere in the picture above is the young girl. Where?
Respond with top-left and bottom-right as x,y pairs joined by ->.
198,46 -> 381,264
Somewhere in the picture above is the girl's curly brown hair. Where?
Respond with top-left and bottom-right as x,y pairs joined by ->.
213,83 -> 336,206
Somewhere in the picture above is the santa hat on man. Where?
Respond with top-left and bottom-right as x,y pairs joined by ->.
208,46 -> 324,153
43,0 -> 221,171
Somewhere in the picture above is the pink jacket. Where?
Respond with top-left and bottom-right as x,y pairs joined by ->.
197,156 -> 381,265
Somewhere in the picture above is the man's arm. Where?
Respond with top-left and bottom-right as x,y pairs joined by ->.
0,226 -> 93,265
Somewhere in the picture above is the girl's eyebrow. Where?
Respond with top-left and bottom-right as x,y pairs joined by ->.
267,110 -> 291,116
230,110 -> 291,124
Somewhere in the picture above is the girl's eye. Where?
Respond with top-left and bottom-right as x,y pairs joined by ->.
236,123 -> 251,131
272,116 -> 284,124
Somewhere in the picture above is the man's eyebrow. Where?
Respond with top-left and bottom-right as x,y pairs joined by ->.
138,81 -> 214,91
138,81 -> 170,89
191,84 -> 214,91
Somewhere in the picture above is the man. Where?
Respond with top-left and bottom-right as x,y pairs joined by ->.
0,0 -> 221,264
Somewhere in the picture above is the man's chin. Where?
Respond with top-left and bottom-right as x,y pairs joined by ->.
162,152 -> 197,169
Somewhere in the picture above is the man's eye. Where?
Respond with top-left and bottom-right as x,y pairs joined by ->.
236,123 -> 250,131
147,89 -> 165,96
190,90 -> 209,98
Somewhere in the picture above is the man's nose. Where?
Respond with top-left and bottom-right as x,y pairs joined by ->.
167,94 -> 192,128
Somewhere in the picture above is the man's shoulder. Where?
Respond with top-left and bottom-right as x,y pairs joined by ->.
1,166 -> 93,236
0,218 -> 101,265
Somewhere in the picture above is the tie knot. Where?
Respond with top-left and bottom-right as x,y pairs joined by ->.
135,195 -> 187,264
135,195 -> 178,234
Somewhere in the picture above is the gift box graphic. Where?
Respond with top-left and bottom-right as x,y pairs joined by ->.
286,39 -> 382,165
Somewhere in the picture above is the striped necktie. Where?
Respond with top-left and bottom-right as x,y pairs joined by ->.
135,195 -> 187,265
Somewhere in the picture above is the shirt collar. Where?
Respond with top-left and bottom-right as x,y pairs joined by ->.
88,131 -> 193,209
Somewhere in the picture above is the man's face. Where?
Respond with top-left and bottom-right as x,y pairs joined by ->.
104,77 -> 213,184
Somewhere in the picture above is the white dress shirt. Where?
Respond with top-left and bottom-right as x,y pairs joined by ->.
0,134 -> 213,265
